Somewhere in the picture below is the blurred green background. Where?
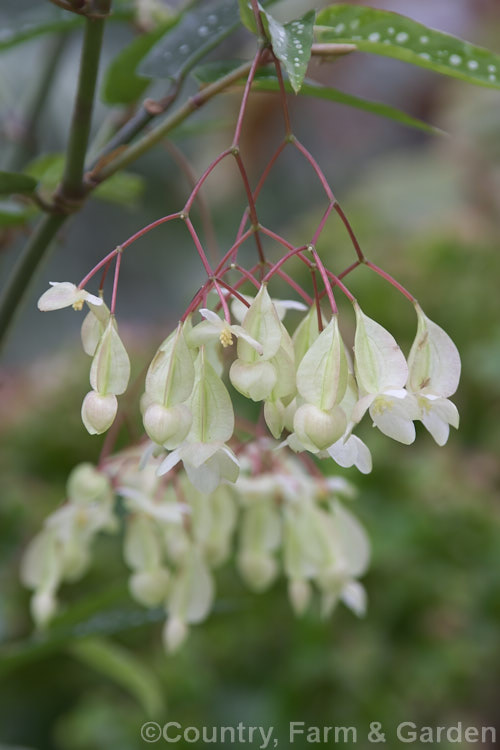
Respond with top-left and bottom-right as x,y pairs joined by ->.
1,1 -> 500,748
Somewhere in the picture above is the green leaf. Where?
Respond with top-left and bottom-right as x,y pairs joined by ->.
0,6 -> 134,54
139,0 -> 240,80
193,61 -> 442,135
238,0 -> 257,33
0,171 -> 38,196
69,637 -> 164,717
102,18 -> 178,104
0,200 -> 34,227
25,153 -> 145,207
94,172 -> 145,207
139,0 -> 278,81
262,9 -> 316,93
316,5 -> 500,90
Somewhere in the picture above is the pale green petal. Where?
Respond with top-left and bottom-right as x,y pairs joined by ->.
408,304 -> 461,397
294,403 -> 347,451
90,318 -> 130,395
229,359 -> 277,402
264,399 -> 285,439
124,515 -> 162,571
296,316 -> 348,410
81,391 -> 117,435
188,350 -> 234,443
146,323 -> 195,405
168,551 -> 214,625
327,435 -> 372,474
331,502 -> 371,577
292,305 -> 326,364
354,304 -> 408,393
237,284 -> 282,362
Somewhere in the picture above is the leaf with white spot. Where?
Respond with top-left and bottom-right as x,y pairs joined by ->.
316,5 -> 500,90
262,9 -> 315,93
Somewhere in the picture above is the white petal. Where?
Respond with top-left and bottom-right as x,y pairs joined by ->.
351,393 -> 375,424
37,282 -> 79,311
84,291 -> 104,307
199,309 -> 224,329
341,581 -> 367,617
328,435 -> 372,474
157,449 -> 182,476
421,411 -> 450,446
230,325 -> 263,355
370,396 -> 417,445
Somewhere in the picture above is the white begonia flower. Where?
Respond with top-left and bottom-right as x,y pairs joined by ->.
326,374 -> 373,474
352,304 -> 418,444
407,304 -> 461,446
38,282 -> 103,312
231,293 -> 307,324
189,309 -> 263,354
158,348 -> 238,492
317,501 -> 370,618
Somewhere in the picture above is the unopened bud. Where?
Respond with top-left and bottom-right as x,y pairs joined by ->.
81,391 -> 117,435
229,359 -> 277,402
129,568 -> 170,607
293,403 -> 346,451
143,402 -> 192,446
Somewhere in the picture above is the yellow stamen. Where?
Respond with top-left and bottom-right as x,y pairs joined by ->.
219,327 -> 233,348
72,299 -> 84,311
371,396 -> 393,416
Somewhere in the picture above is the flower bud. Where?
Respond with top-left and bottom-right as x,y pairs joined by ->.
293,403 -> 346,451
143,402 -> 192,447
81,391 -> 117,435
129,568 -> 170,608
67,463 -> 111,504
229,359 -> 277,402
237,551 -> 278,592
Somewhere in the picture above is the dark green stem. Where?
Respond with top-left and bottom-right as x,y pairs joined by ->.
60,0 -> 111,202
0,213 -> 67,346
0,0 -> 111,352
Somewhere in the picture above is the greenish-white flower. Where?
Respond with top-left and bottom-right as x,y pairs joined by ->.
38,282 -> 102,312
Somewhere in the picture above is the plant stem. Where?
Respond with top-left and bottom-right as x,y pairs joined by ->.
0,0 -> 111,352
0,213 -> 67,346
93,60 -> 255,183
60,0 -> 111,202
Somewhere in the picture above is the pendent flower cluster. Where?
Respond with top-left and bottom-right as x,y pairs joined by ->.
25,28 -> 461,652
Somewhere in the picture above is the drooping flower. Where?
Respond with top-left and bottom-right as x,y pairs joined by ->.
188,308 -> 263,354
352,304 -> 418,444
407,304 -> 461,445
38,282 -> 102,312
